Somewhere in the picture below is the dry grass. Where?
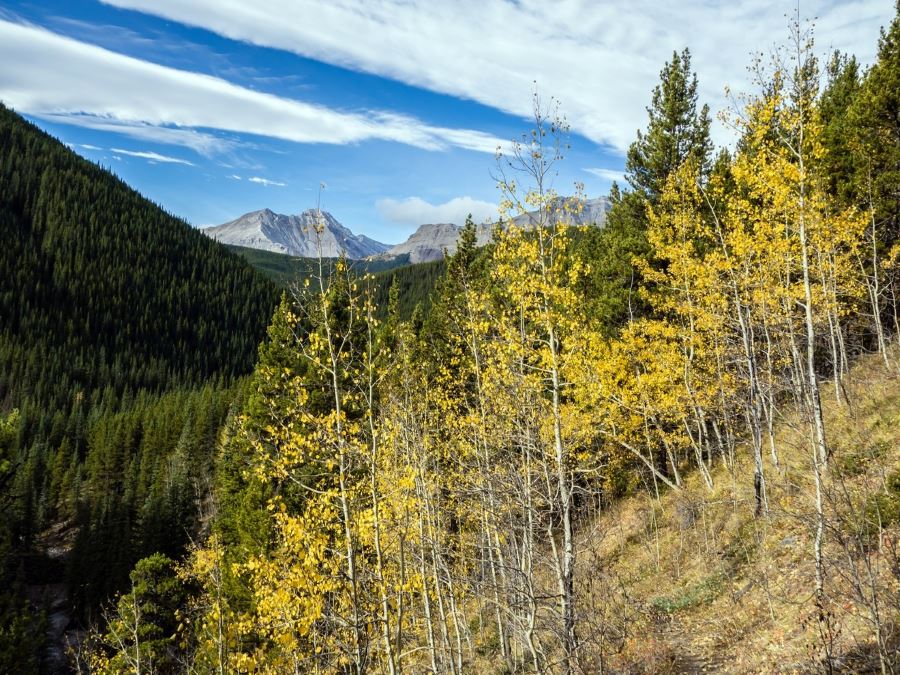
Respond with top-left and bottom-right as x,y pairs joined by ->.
580,347 -> 900,673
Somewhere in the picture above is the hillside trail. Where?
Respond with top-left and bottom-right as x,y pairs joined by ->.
659,615 -> 728,674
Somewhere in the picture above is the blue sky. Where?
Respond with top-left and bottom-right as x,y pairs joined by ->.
0,1 -> 893,244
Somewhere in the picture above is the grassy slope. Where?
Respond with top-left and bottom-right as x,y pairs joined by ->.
586,347 -> 900,673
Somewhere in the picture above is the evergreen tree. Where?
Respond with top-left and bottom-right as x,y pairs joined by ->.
848,1 -> 900,247
819,51 -> 861,206
420,215 -> 487,368
571,185 -> 651,329
87,553 -> 189,674
214,296 -> 306,566
626,48 -> 713,202
590,48 -> 713,332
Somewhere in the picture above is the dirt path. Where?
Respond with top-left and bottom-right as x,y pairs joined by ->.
660,616 -> 728,674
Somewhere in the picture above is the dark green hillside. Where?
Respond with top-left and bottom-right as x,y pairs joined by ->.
227,243 -> 445,319
224,244 -> 323,287
226,243 -> 413,287
371,257 -> 446,319
0,105 -> 279,419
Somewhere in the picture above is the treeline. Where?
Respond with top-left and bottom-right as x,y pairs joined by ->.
225,245 -> 412,287
83,9 -> 900,674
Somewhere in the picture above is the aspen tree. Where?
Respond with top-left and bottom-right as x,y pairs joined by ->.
725,16 -> 870,621
440,220 -> 517,668
641,160 -> 725,492
239,211 -> 381,671
492,92 -> 598,672
180,536 -> 231,674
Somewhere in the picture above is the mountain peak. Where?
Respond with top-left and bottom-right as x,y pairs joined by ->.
203,208 -> 388,259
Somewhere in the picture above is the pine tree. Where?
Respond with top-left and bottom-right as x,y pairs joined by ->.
572,185 -> 651,329
593,48 -> 714,334
86,553 -> 188,674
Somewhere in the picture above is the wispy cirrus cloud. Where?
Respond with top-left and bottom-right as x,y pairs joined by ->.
111,147 -> 195,165
42,114 -> 238,156
0,19 -> 509,156
100,0 -> 892,152
376,196 -> 497,227
247,176 -> 286,187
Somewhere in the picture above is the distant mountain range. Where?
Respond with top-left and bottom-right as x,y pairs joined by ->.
203,208 -> 389,259
375,197 -> 612,263
204,197 -> 611,264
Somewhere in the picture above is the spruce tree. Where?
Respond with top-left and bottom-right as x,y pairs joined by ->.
819,51 -> 862,207
626,48 -> 713,201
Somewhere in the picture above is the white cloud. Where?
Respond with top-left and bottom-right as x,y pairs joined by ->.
100,0 -> 892,153
49,116 -> 238,156
111,147 -> 195,165
78,143 -> 102,151
0,19 -> 509,155
376,196 -> 497,226
228,174 -> 242,180
248,176 -> 286,187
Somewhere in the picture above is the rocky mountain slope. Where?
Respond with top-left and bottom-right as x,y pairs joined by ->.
377,196 -> 612,264
204,208 -> 388,259
379,221 -> 494,264
205,198 -> 610,264
508,195 -> 612,229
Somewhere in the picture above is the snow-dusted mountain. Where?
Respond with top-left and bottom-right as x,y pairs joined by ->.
203,208 -> 388,259
376,197 -> 612,264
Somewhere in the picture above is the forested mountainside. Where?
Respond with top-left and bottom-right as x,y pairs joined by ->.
0,104 -> 280,669
226,244 -> 412,288
3,6 -> 900,674
0,105 -> 278,410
